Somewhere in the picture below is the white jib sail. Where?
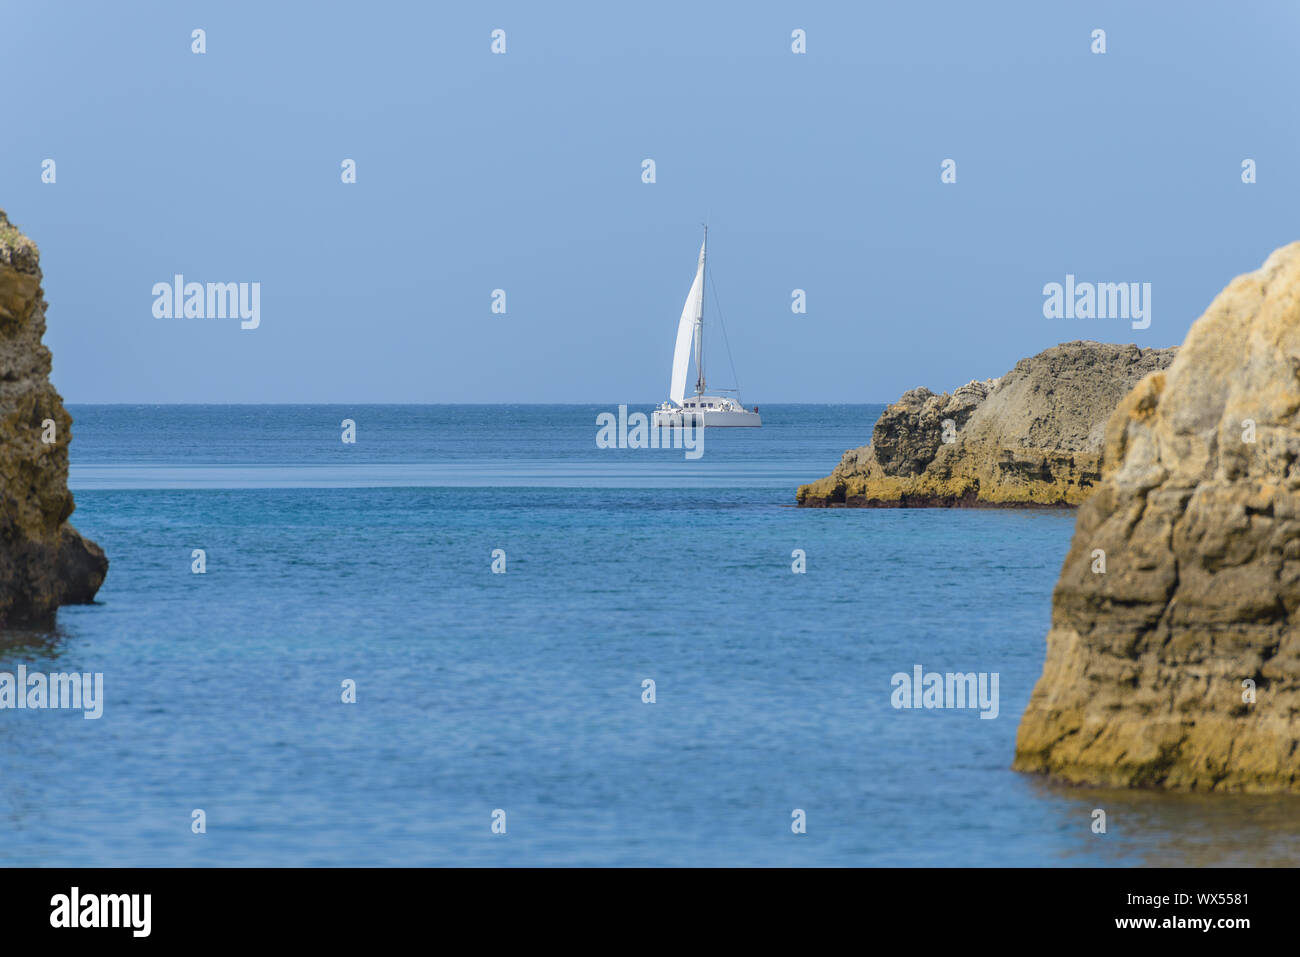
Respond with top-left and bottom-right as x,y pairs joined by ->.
669,239 -> 706,405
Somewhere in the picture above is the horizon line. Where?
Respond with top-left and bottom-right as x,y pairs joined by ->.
61,400 -> 893,407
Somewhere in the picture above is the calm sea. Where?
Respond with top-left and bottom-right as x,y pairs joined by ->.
1,404 -> 1296,866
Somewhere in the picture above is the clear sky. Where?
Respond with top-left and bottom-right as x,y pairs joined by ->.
3,0 -> 1298,403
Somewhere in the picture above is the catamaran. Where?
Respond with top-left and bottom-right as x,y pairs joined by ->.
652,227 -> 761,428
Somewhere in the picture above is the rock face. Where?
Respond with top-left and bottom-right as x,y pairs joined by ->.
1014,244 -> 1300,792
0,210 -> 107,624
796,341 -> 1177,507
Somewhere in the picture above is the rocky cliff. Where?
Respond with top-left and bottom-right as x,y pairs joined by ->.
1014,244 -> 1300,792
0,210 -> 107,624
797,341 -> 1177,508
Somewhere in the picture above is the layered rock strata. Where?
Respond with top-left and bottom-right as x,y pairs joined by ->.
1015,244 -> 1300,792
0,210 -> 107,624
797,341 -> 1176,508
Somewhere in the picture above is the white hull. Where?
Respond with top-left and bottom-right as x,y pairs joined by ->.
652,409 -> 762,428
653,397 -> 762,428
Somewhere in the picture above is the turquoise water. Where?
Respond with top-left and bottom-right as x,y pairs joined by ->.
2,405 -> 1298,866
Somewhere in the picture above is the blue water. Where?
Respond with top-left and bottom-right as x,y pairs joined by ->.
3,405 -> 1298,866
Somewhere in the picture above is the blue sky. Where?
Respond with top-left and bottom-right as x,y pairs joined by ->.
3,0 -> 1298,402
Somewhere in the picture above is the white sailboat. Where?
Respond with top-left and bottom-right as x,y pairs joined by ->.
651,227 -> 762,428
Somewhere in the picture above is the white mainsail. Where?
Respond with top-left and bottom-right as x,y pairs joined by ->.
669,238 -> 706,405
653,228 -> 761,429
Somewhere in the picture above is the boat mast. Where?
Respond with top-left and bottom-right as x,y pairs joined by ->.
694,224 -> 707,397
